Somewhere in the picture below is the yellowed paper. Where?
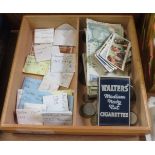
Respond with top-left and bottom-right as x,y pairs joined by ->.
52,89 -> 73,96
23,55 -> 50,75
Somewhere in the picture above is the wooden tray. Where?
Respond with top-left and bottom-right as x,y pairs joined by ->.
0,15 -> 151,135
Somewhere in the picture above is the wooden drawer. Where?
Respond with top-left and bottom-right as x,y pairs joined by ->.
0,15 -> 151,135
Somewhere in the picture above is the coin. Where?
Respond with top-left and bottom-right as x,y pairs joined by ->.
79,102 -> 96,118
130,111 -> 138,126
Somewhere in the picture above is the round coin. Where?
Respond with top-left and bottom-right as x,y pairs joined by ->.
130,111 -> 138,126
79,102 -> 96,118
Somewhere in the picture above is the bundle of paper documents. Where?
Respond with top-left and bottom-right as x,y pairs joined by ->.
85,19 -> 132,96
16,77 -> 74,125
16,23 -> 77,125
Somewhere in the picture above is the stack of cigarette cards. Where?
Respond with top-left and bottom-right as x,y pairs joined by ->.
95,33 -> 131,72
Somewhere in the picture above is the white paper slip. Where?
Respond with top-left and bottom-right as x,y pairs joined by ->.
54,24 -> 77,46
59,73 -> 74,88
24,103 -> 47,112
50,53 -> 76,73
16,109 -> 43,125
39,76 -> 59,92
38,73 -> 59,92
43,93 -> 69,112
16,89 -> 23,108
34,44 -> 52,62
34,44 -> 60,62
39,72 -> 74,91
34,28 -> 54,44
42,111 -> 72,125
51,46 -> 61,55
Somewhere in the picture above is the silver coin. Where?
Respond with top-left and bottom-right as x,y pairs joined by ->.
83,103 -> 96,116
130,111 -> 138,126
80,102 -> 96,118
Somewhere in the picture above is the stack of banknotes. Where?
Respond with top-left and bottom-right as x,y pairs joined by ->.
84,19 -> 131,96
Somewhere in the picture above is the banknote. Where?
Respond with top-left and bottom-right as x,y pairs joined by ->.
102,23 -> 124,36
86,18 -> 111,87
87,86 -> 98,96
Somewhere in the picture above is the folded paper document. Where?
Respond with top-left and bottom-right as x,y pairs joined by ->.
54,24 -> 76,46
34,44 -> 60,62
22,77 -> 42,90
34,28 -> 54,44
42,111 -> 72,125
50,53 -> 76,73
43,93 -> 69,112
18,88 -> 50,109
23,55 -> 50,75
16,108 -> 43,125
39,72 -> 74,92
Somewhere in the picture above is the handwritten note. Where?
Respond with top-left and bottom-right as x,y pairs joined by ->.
43,93 -> 69,112
39,73 -> 60,92
50,53 -> 76,73
22,77 -> 42,90
42,111 -> 72,125
54,24 -> 77,46
24,102 -> 47,112
34,44 -> 60,62
16,108 -> 43,125
18,88 -> 50,109
59,73 -> 74,87
39,72 -> 74,92
39,78 -> 59,92
34,28 -> 54,44
23,55 -> 50,75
